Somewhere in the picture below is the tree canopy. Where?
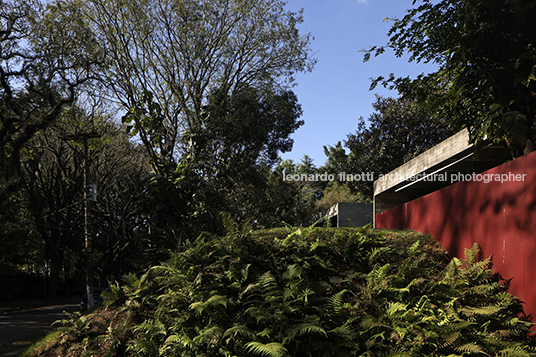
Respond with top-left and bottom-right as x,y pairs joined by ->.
366,0 -> 536,158
321,96 -> 453,199
76,0 -> 315,169
0,0 -> 102,196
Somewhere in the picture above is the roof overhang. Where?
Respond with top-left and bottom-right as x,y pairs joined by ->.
373,129 -> 509,218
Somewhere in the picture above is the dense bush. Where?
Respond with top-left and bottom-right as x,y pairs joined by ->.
30,226 -> 535,357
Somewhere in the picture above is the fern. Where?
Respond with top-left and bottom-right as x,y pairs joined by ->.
190,294 -> 228,315
285,322 -> 327,342
245,342 -> 288,357
453,342 -> 485,354
223,325 -> 257,340
327,289 -> 351,313
282,264 -> 303,282
36,227 -> 536,357
327,324 -> 356,340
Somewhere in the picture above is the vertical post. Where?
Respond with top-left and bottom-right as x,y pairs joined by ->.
83,136 -> 94,310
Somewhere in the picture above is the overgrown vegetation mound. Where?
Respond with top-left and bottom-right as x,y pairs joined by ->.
27,226 -> 535,357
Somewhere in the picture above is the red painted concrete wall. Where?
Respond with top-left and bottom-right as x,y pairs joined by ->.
376,150 -> 536,318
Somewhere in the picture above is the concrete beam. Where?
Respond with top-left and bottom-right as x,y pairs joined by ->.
374,129 -> 471,196
372,129 -> 509,226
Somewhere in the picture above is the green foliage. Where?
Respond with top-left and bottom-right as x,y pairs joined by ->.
77,0 -> 314,170
31,228 -> 536,356
343,96 -> 454,199
365,0 -> 536,158
262,156 -> 322,227
315,181 -> 369,212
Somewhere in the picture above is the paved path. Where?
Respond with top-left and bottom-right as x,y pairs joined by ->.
0,303 -> 79,347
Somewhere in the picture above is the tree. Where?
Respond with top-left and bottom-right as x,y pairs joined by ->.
191,86 -> 304,225
0,0 -> 102,199
315,181 -> 367,213
121,84 -> 306,234
88,123 -> 152,282
365,0 -> 536,158
66,0 -> 314,233
344,96 -> 453,198
77,0 -> 314,170
254,156 -> 321,227
317,142 -> 349,188
0,190 -> 42,276
19,106 -> 151,298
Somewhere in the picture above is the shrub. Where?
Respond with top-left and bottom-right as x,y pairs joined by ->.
29,226 -> 536,357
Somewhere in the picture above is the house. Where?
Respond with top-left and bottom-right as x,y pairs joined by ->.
374,128 -> 536,318
305,202 -> 373,228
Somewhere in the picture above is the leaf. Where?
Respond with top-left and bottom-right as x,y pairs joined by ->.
459,304 -> 502,317
327,289 -> 351,313
223,325 -> 256,340
285,322 -> 327,342
327,324 -> 356,340
245,342 -> 288,357
454,342 -> 485,354
386,302 -> 407,316
206,294 -> 228,308
282,264 -> 303,281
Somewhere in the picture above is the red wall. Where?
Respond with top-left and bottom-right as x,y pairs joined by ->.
376,150 -> 536,318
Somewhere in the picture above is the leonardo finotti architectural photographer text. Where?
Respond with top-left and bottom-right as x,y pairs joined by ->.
283,171 -> 526,184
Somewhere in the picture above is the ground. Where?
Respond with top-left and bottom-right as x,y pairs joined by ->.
0,299 -> 79,356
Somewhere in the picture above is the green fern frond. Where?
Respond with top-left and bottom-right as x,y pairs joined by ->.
297,288 -> 315,304
245,306 -> 271,324
463,243 -> 482,265
459,304 -> 502,317
386,302 -> 407,316
223,325 -> 257,340
167,333 -> 195,349
256,328 -> 272,338
440,332 -> 460,348
241,282 -> 262,297
407,240 -> 421,254
282,289 -> 294,302
369,247 -> 392,264
189,294 -> 228,315
453,342 -> 485,354
245,342 -> 288,357
283,228 -> 302,245
467,283 -> 497,296
52,311 -> 84,328
327,324 -> 356,340
367,263 -> 391,289
406,277 -> 428,290
192,325 -> 224,346
286,322 -> 327,342
497,345 -> 535,357
147,265 -> 178,277
122,272 -> 140,288
206,294 -> 228,308
282,264 -> 303,282
189,301 -> 206,315
258,271 -> 277,289
327,289 -> 351,313
310,240 -> 328,252
164,334 -> 182,345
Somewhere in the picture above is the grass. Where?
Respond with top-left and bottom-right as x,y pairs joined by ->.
17,330 -> 64,357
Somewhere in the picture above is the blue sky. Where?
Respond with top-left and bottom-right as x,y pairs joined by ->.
281,0 -> 438,167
